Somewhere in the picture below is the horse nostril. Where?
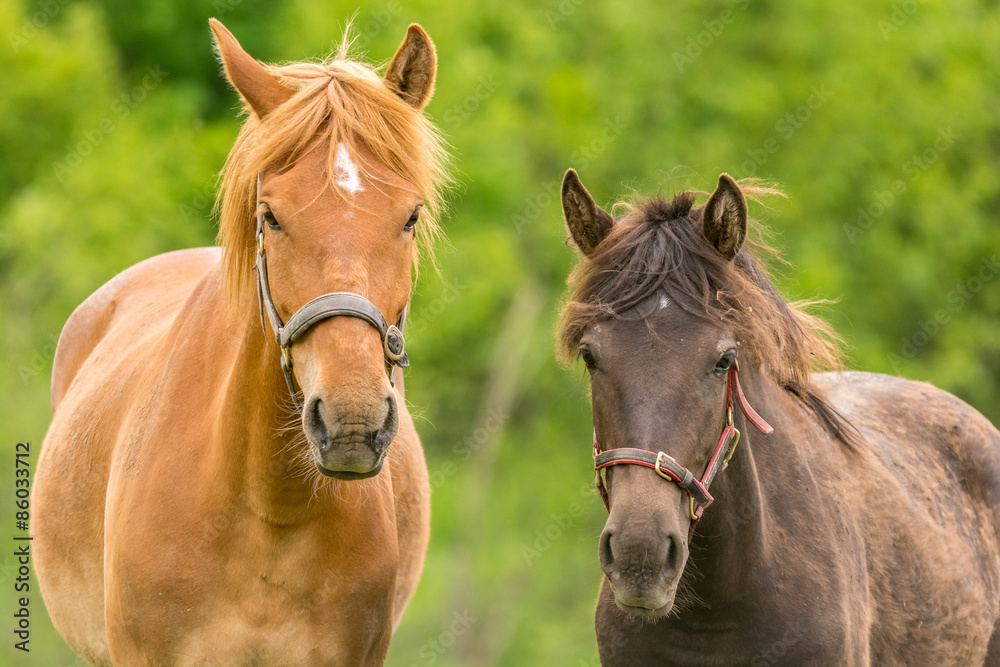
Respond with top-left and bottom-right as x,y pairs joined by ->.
305,398 -> 331,452
368,395 -> 397,456
365,427 -> 383,455
664,535 -> 678,575
599,528 -> 616,576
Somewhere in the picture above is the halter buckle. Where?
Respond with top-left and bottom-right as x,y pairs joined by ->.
654,451 -> 676,482
689,495 -> 699,521
280,345 -> 293,370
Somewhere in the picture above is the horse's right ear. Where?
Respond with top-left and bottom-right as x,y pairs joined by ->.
703,173 -> 748,261
562,169 -> 614,256
209,18 -> 293,119
385,24 -> 437,110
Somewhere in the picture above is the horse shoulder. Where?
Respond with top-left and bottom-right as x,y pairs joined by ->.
51,247 -> 222,411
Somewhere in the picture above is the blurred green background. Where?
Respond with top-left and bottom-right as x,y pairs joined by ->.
2,0 -> 999,664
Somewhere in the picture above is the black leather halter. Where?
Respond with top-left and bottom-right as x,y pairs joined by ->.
253,178 -> 409,411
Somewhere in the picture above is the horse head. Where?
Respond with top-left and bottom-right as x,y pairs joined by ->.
560,170 -> 764,617
211,20 -> 447,480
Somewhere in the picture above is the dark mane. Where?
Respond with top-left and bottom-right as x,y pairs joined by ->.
558,188 -> 863,450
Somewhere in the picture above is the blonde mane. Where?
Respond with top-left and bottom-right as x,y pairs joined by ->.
215,40 -> 450,301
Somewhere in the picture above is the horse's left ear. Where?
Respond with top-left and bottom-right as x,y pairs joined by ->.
385,24 -> 437,110
703,173 -> 748,261
209,18 -> 293,119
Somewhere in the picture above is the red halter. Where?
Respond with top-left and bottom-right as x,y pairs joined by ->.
592,362 -> 773,535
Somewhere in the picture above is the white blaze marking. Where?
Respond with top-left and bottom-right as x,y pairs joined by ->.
658,294 -> 670,310
334,141 -> 363,194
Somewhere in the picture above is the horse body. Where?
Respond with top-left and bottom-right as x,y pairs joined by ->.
557,170 -> 1000,665
37,247 -> 429,665
35,20 -> 447,666
595,370 -> 1000,666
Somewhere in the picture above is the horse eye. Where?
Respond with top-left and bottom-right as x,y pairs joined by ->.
403,205 -> 422,233
715,348 -> 736,372
579,346 -> 597,370
260,205 -> 281,231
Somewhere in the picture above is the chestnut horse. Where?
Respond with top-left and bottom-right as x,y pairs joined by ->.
558,169 -> 1000,665
33,19 -> 449,666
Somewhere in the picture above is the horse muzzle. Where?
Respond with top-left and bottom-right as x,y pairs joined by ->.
304,392 -> 398,479
600,522 -> 685,618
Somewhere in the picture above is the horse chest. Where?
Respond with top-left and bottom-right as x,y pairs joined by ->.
597,610 -> 855,667
107,503 -> 399,665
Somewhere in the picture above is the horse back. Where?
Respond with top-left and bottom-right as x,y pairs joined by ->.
816,370 -> 1000,523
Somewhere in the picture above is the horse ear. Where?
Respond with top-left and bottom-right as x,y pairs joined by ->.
384,24 -> 437,110
562,169 -> 614,256
209,18 -> 293,119
703,173 -> 748,261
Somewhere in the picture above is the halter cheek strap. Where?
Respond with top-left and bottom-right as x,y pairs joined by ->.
592,363 -> 773,537
253,178 -> 409,411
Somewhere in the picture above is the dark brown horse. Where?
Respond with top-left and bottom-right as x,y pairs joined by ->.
558,168 -> 1000,665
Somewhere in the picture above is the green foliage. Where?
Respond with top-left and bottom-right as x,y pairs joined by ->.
2,0 -> 999,664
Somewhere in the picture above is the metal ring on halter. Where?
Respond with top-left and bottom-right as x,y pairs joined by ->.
723,428 -> 741,465
384,325 -> 405,362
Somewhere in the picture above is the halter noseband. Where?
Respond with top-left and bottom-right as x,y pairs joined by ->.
592,361 -> 773,535
253,178 -> 409,411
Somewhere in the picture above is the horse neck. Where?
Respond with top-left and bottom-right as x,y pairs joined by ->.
209,281 -> 320,523
681,369 -> 808,606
